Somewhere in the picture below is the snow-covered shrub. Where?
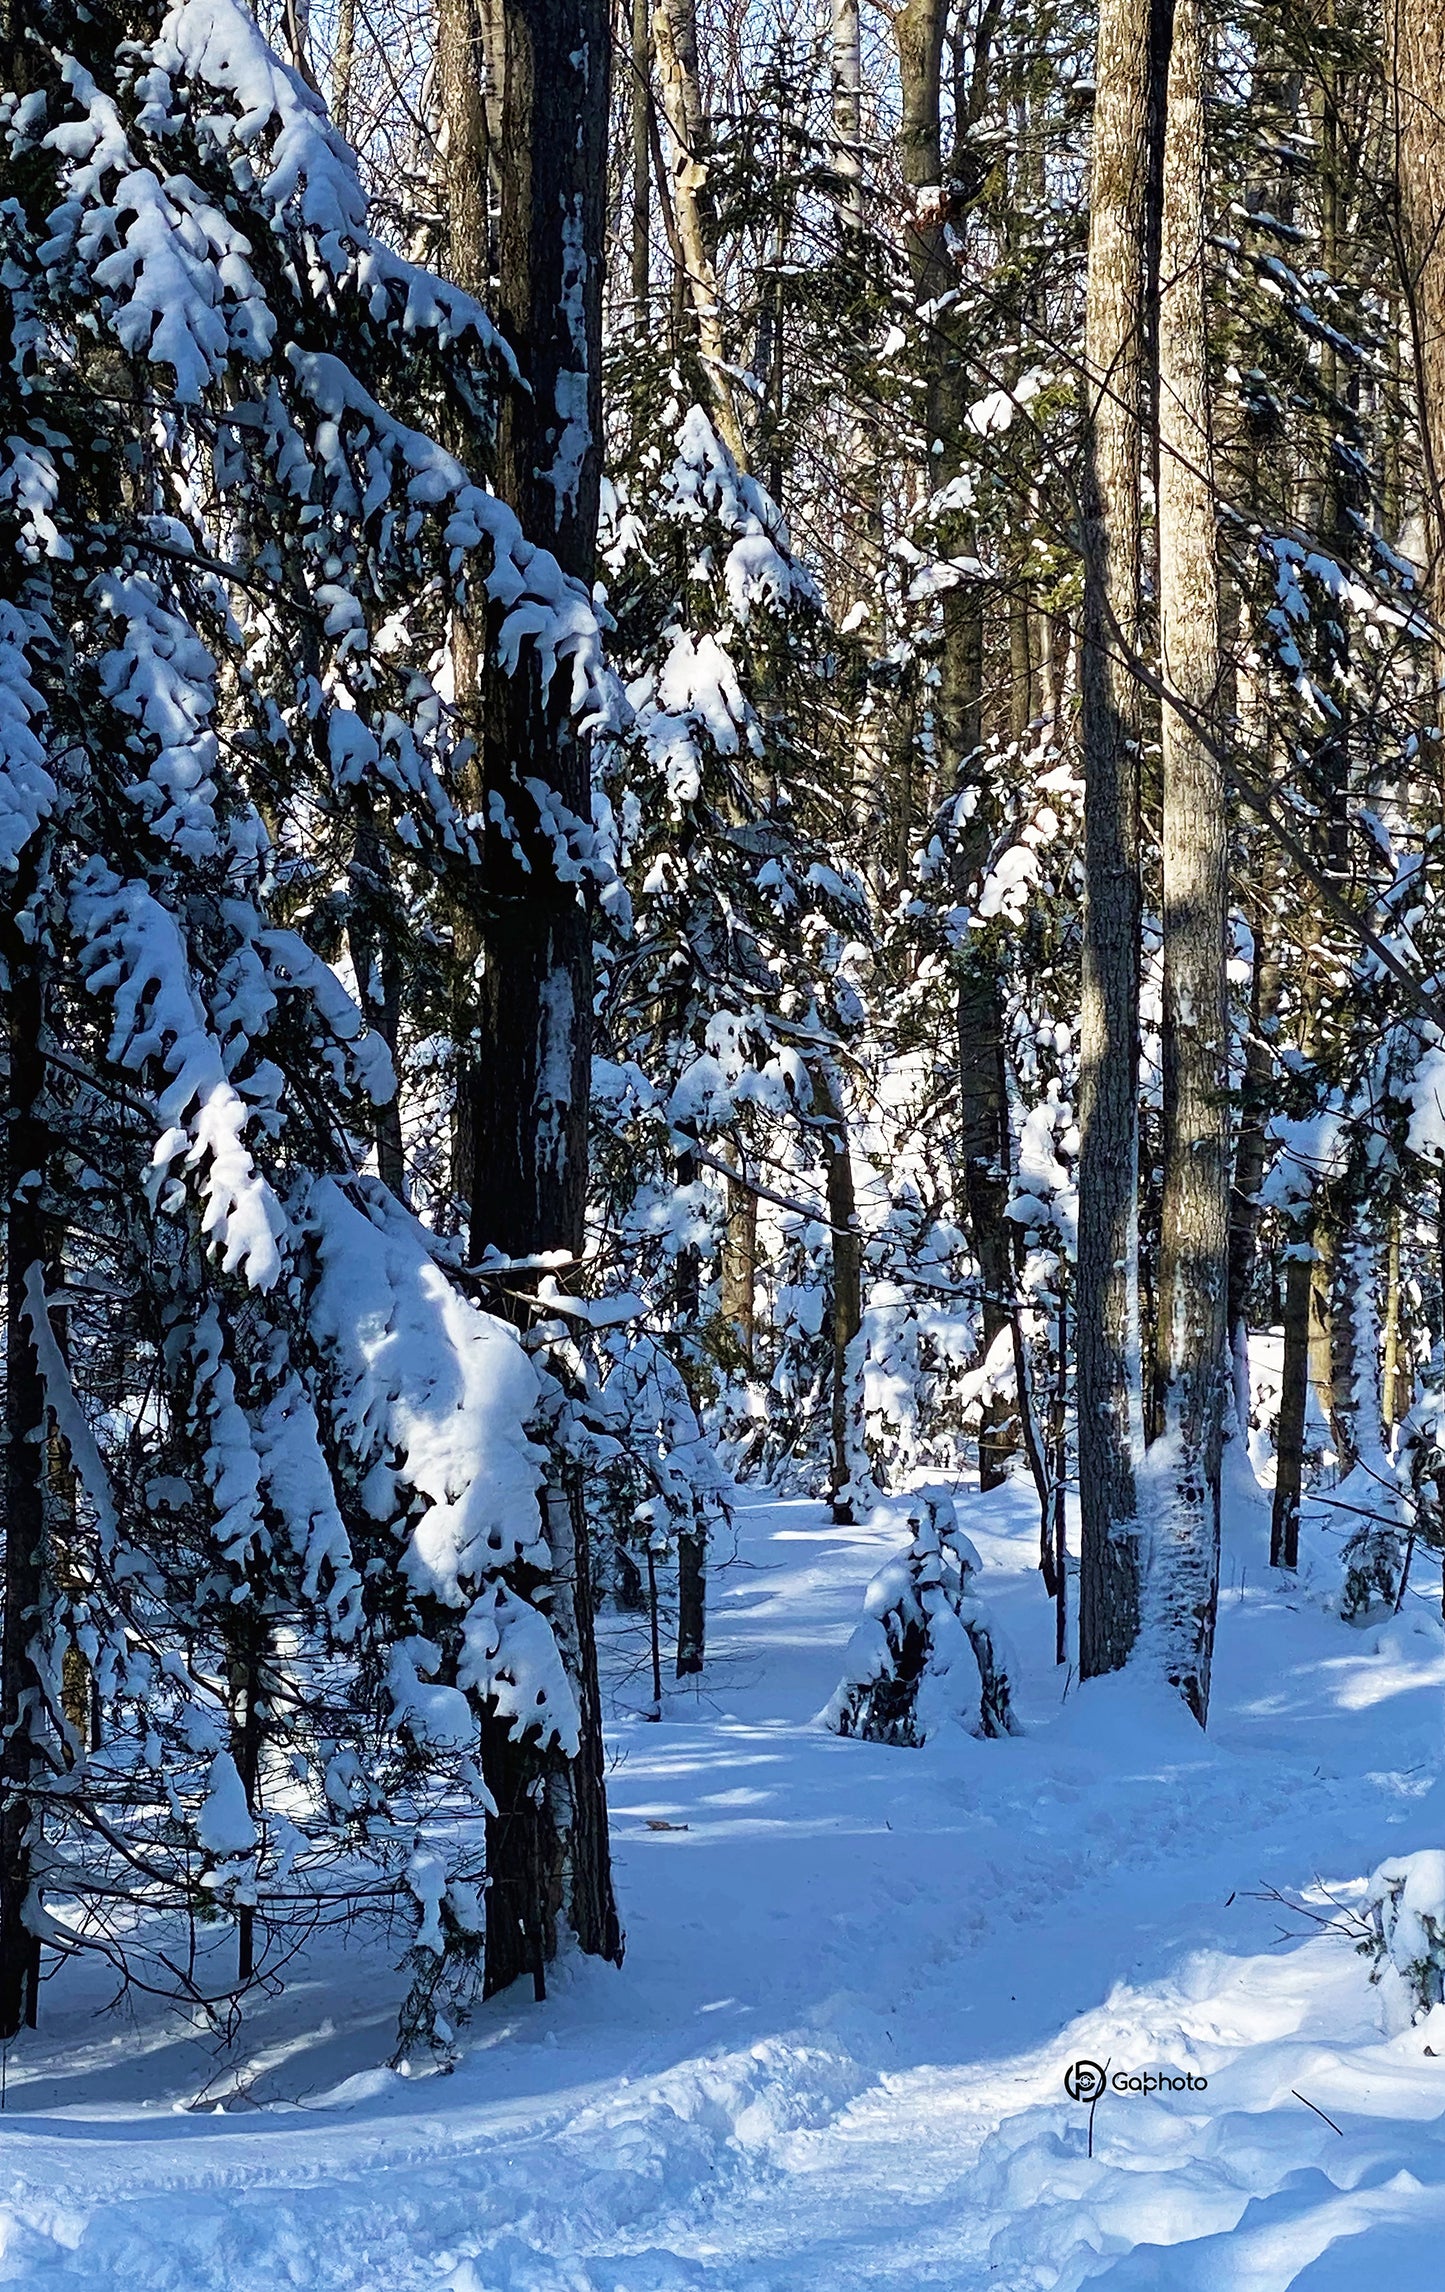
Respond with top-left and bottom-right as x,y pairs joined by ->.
1363,1851 -> 1445,2020
825,1488 -> 1017,1745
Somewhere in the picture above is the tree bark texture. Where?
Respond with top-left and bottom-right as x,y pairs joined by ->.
895,0 -> 1017,1489
1077,0 -> 1153,1681
1388,3 -> 1445,654
1151,0 -> 1228,1727
1271,1241 -> 1311,1570
652,0 -> 746,460
675,1531 -> 706,1676
436,0 -> 493,301
631,0 -> 651,328
1227,880 -> 1281,1435
819,1070 -> 864,1524
438,0 -> 619,1988
831,0 -> 865,238
720,1158 -> 757,1372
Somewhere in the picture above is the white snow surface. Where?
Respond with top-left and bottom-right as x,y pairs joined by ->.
5,1474 -> 1445,2288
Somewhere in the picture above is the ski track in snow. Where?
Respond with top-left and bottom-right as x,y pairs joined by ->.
3,1474 -> 1445,2289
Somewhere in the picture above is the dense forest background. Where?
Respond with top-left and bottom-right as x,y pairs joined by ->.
4,0 -> 1445,2053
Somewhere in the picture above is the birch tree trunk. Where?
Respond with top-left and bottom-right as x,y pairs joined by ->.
1151,0 -> 1228,1726
831,0 -> 864,237
1076,0 -> 1152,1680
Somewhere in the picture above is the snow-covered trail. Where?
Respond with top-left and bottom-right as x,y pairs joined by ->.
3,1477 -> 1445,2290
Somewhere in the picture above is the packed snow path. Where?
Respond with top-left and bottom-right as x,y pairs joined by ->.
4,1478 -> 1445,2289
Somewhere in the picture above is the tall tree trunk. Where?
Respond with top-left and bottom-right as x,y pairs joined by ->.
958,971 -> 1016,1489
542,1476 -> 622,1965
438,0 -> 619,1993
675,1526 -> 706,1678
1308,1216 -> 1337,1438
1077,0 -> 1154,1680
1383,1206 -> 1410,1436
818,1068 -> 863,1525
631,0 -> 651,334
332,0 -> 357,140
835,0 -> 890,874
226,1619 -> 266,1986
1,897 -> 48,2039
1227,862 -> 1282,1436
1387,3 -> 1445,683
436,0 -> 492,301
1272,907 -> 1326,1569
1272,1241 -> 1311,1569
895,0 -> 1016,1487
831,0 -> 864,236
720,1153 -> 757,1372
1151,0 -> 1228,1726
348,809 -> 406,1198
652,0 -> 746,459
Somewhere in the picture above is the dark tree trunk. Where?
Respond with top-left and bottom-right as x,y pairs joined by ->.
543,1480 -> 623,1966
895,2 -> 1016,1488
819,1069 -> 863,1524
631,0 -> 651,334
675,1532 -> 706,1677
1271,1245 -> 1310,1570
1,898 -> 48,2039
227,1620 -> 266,1987
480,1716 -> 549,1999
438,0 -> 620,1987
348,809 -> 406,1198
958,971 -> 1016,1490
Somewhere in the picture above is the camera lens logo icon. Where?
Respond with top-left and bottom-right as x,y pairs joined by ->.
1064,2059 -> 1108,2104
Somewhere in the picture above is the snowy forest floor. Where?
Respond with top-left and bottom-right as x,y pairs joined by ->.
4,1469 -> 1445,2289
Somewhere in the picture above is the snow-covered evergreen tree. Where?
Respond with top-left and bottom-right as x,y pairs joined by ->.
0,0 -> 614,2039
